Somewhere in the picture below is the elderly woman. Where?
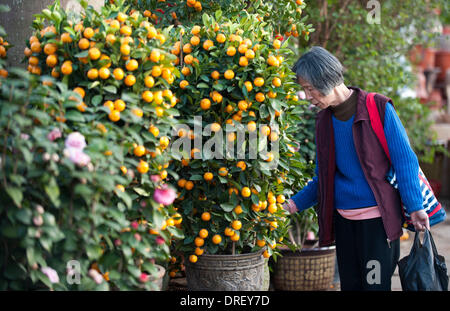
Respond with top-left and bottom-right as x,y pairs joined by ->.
284,46 -> 429,291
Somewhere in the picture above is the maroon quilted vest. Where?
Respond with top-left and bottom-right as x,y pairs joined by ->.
315,86 -> 404,247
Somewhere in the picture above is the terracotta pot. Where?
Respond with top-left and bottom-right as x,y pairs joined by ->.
421,48 -> 436,70
409,45 -> 436,70
427,89 -> 443,109
436,50 -> 450,82
409,44 -> 423,66
443,25 -> 450,35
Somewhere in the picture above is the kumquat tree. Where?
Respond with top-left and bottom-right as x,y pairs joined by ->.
162,12 -> 309,264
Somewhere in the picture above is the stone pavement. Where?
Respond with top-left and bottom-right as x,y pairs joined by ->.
391,200 -> 450,291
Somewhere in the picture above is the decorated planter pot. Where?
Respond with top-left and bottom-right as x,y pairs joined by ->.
185,250 -> 266,291
149,264 -> 167,291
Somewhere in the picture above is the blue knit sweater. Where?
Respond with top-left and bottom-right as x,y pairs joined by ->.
291,102 -> 423,214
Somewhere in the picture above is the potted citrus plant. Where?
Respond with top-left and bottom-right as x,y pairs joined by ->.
155,9 -> 309,290
1,0 -> 182,290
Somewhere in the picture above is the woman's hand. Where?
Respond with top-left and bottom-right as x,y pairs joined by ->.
282,199 -> 298,214
410,209 -> 430,232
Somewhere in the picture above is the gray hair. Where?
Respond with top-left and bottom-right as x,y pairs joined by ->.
292,46 -> 344,95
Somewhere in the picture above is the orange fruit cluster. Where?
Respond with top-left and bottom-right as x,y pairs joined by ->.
24,7 -> 182,238
170,17 -> 293,261
0,36 -> 9,78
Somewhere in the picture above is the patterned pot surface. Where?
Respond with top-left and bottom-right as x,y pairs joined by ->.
185,250 -> 266,291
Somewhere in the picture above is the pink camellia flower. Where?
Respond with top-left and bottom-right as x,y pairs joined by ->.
88,269 -> 103,285
131,221 -> 139,230
153,184 -> 176,206
156,236 -> 165,245
134,233 -> 142,242
65,132 -> 86,150
66,148 -> 91,167
47,128 -> 62,142
20,133 -> 30,140
139,272 -> 149,283
41,266 -> 60,284
150,175 -> 161,183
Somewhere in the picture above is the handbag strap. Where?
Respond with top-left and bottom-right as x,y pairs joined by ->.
425,228 -> 440,258
366,92 -> 392,162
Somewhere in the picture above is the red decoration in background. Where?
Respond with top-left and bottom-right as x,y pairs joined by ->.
429,179 -> 442,198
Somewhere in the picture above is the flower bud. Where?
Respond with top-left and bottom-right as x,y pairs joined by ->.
51,153 -> 60,162
33,215 -> 43,226
134,233 -> 142,242
139,273 -> 149,283
35,205 -> 44,214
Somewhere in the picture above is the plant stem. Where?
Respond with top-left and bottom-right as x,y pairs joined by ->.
287,227 -> 297,247
1,84 -> 14,189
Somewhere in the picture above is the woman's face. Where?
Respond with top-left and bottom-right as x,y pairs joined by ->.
297,77 -> 334,110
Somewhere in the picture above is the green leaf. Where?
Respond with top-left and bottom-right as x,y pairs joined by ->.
220,202 -> 235,212
152,205 -> 165,229
74,50 -> 89,58
199,74 -> 210,83
127,265 -> 141,278
189,174 -> 203,181
86,245 -> 103,260
116,190 -> 132,209
103,85 -> 117,94
251,194 -> 259,205
5,187 -> 23,207
45,178 -> 60,207
166,226 -> 184,239
133,187 -> 150,197
197,82 -> 209,88
36,271 -> 54,289
15,208 -> 32,225
215,10 -> 222,21
91,95 -> 103,106
64,26 -> 76,37
65,110 -> 85,123
88,81 -> 100,89
212,82 -> 226,91
202,13 -> 210,29
19,146 -> 33,164
39,237 -> 52,252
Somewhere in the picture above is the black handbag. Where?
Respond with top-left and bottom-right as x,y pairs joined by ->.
398,229 -> 448,291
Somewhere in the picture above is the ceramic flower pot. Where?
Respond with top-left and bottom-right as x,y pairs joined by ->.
185,250 -> 266,291
149,264 -> 166,291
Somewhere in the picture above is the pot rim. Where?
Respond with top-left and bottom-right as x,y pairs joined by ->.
278,245 -> 336,257
300,245 -> 336,252
191,249 -> 265,260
